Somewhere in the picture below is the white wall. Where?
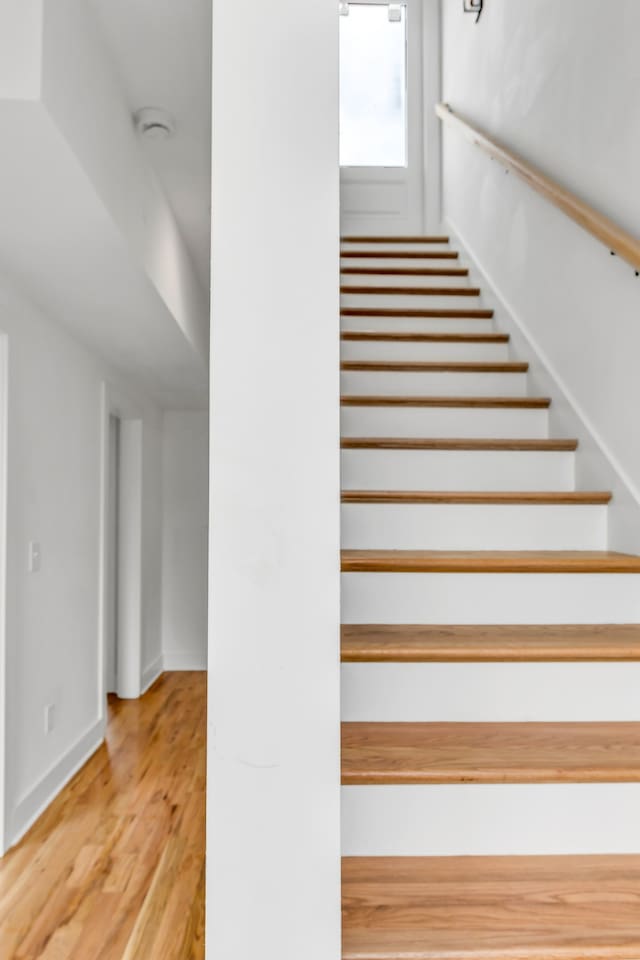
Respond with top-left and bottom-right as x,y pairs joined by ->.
440,0 -> 640,550
208,0 -> 341,955
0,277 -> 164,850
162,410 -> 208,671
41,0 -> 209,361
0,1 -> 41,100
0,3 -> 209,410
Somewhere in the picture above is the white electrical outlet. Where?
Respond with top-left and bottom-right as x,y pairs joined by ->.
44,704 -> 55,734
28,541 -> 42,573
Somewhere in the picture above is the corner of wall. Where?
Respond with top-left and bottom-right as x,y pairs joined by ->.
141,655 -> 164,694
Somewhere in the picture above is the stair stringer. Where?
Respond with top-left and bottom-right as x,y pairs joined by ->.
445,219 -> 640,554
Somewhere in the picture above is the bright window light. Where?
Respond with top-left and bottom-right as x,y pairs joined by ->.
339,3 -> 407,167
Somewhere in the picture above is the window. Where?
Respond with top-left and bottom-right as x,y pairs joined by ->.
339,3 -> 407,167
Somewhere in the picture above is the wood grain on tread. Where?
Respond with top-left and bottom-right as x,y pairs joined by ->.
341,360 -> 528,373
341,721 -> 640,784
340,250 -> 459,260
341,284 -> 481,297
341,307 -> 493,318
341,396 -> 550,408
341,491 -> 611,504
341,550 -> 640,573
341,235 -> 449,244
341,331 -> 509,343
341,266 -> 469,277
340,624 -> 640,662
341,438 -> 577,451
342,854 -> 640,960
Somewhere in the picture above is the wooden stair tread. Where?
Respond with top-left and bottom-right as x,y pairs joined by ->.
341,266 -> 469,276
340,624 -> 640,662
341,550 -> 640,573
341,490 -> 611,504
341,250 -> 460,260
341,396 -> 551,408
341,360 -> 528,373
341,307 -> 494,318
342,854 -> 640,959
341,721 -> 640,784
341,235 -> 450,244
341,331 -> 509,343
341,438 -> 577,451
341,285 -> 481,297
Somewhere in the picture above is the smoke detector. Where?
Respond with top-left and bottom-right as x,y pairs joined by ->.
134,107 -> 175,141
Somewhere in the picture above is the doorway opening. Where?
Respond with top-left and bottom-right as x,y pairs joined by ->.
339,0 -> 424,235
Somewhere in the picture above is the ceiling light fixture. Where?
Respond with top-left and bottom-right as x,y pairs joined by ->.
134,107 -> 175,141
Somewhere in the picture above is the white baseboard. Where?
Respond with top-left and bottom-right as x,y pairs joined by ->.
6,717 -> 105,854
445,216 -> 640,553
141,655 -> 164,694
163,649 -> 207,671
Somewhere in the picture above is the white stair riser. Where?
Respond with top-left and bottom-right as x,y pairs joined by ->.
342,784 -> 640,856
341,573 -> 640,623
342,662 -> 640,722
341,405 -> 549,439
341,503 -> 607,550
341,370 -> 528,397
341,242 -> 452,254
340,256 -> 468,279
341,340 -> 510,362
341,293 -> 484,311
341,450 -> 574,491
340,272 -> 470,289
341,256 -> 463,271
341,316 -> 495,334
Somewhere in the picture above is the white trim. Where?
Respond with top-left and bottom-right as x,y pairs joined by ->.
98,382 -> 144,706
7,718 -> 104,852
117,419 -> 143,698
343,0 -> 409,6
163,651 -> 207,672
445,217 -> 640,552
422,0 -> 442,230
0,333 -> 7,854
141,655 -> 164,693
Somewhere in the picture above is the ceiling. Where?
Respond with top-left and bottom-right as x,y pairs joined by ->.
90,0 -> 212,293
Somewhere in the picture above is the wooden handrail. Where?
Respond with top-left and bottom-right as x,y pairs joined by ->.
436,102 -> 640,274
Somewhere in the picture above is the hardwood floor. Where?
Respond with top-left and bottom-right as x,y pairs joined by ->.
0,672 -> 206,960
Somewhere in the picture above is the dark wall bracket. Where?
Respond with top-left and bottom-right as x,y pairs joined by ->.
463,0 -> 483,23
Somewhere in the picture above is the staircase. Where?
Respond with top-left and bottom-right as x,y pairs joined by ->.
339,235 -> 640,958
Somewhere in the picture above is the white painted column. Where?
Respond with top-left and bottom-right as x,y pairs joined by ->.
208,0 -> 341,957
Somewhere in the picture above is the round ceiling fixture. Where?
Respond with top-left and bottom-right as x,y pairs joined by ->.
134,107 -> 175,141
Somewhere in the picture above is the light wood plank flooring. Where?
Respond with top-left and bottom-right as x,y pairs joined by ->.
342,855 -> 640,959
0,672 -> 205,959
